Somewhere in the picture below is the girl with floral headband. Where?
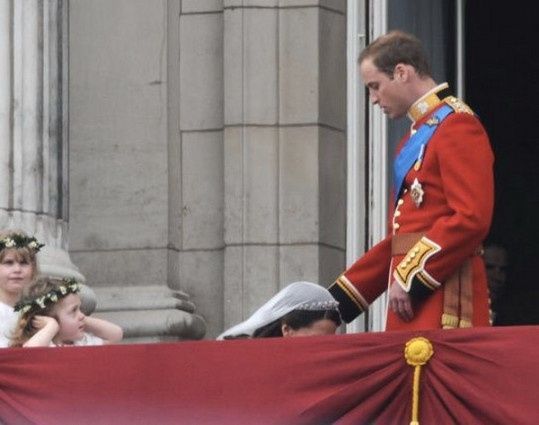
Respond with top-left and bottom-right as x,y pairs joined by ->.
217,281 -> 342,339
10,277 -> 123,347
0,229 -> 43,348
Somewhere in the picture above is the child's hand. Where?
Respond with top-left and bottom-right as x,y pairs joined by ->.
32,315 -> 59,332
23,316 -> 60,347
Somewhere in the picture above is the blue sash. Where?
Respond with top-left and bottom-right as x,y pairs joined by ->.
393,104 -> 454,202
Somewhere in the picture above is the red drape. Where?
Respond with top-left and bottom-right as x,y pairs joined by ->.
0,326 -> 538,424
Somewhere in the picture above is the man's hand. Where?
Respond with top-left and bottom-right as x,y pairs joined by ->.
389,282 -> 414,322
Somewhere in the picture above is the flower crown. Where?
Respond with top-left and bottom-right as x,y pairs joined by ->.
0,234 -> 45,253
14,278 -> 81,314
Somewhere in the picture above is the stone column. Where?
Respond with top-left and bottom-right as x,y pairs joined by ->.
0,0 -> 93,308
168,0 -> 225,339
68,0 -> 206,342
222,1 -> 347,329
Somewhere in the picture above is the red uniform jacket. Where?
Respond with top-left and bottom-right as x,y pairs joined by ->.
329,91 -> 494,331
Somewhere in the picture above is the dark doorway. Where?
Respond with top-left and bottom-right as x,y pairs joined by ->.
466,3 -> 539,324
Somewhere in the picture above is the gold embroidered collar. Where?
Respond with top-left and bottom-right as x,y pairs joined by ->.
407,82 -> 449,123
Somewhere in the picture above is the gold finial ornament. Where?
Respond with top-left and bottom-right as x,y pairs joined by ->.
404,337 -> 434,425
405,337 -> 434,366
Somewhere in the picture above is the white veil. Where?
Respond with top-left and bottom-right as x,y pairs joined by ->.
217,281 -> 339,340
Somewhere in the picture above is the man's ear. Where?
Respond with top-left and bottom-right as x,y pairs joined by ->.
393,63 -> 410,82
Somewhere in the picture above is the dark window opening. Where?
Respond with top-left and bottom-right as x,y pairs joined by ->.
466,2 -> 539,325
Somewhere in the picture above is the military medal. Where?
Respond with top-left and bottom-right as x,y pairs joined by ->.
410,178 -> 424,207
414,144 -> 425,171
426,116 -> 439,126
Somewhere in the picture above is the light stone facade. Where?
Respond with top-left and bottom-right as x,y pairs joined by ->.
26,0 -> 347,341
0,0 -> 97,312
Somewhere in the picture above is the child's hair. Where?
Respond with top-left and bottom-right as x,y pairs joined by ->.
0,229 -> 44,280
253,309 -> 342,338
10,277 -> 81,347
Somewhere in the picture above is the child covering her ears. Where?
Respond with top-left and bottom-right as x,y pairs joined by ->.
10,277 -> 123,347
0,230 -> 43,347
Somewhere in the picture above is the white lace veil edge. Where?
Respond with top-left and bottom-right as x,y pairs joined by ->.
217,281 -> 339,340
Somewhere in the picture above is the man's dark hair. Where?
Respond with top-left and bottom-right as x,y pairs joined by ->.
359,30 -> 432,78
253,309 -> 342,338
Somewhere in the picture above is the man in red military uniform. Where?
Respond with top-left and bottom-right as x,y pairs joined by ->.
329,31 -> 494,331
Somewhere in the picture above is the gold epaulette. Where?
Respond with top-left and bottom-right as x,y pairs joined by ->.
443,96 -> 474,115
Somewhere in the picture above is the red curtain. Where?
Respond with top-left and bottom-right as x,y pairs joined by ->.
0,326 -> 538,424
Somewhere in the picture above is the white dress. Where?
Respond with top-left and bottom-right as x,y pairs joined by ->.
0,301 -> 19,348
50,332 -> 104,347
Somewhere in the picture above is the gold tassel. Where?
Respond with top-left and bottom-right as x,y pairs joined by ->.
405,337 -> 434,425
441,313 -> 459,329
459,319 -> 472,328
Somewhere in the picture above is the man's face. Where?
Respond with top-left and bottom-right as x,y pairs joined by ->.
483,246 -> 508,300
360,58 -> 409,119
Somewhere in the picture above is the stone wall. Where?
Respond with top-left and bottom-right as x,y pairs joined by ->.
68,0 -> 347,340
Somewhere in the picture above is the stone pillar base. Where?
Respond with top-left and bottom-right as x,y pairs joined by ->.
92,285 -> 207,343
